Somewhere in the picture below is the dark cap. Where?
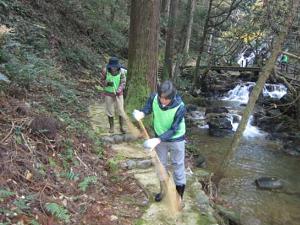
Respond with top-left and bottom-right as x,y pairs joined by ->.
107,57 -> 121,69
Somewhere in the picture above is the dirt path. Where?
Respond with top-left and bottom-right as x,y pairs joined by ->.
89,101 -> 218,225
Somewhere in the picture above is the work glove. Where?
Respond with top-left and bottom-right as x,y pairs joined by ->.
143,138 -> 161,150
106,81 -> 114,87
132,109 -> 145,121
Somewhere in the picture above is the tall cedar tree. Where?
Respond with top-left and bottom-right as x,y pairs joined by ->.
126,0 -> 160,113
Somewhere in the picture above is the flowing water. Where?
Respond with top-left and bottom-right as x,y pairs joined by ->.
191,83 -> 300,225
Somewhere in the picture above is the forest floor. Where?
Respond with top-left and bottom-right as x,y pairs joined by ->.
0,94 -> 147,225
0,95 -> 220,225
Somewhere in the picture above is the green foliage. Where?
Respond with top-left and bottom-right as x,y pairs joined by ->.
13,194 -> 36,213
4,49 -> 53,90
30,220 -> 41,225
61,170 -> 79,181
48,157 -> 57,168
63,147 -> 74,161
0,188 -> 15,201
78,176 -> 97,192
13,198 -> 30,211
107,158 -> 119,173
60,45 -> 98,70
45,202 -> 70,223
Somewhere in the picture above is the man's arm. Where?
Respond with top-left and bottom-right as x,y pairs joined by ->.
140,93 -> 156,115
117,70 -> 126,94
100,66 -> 107,87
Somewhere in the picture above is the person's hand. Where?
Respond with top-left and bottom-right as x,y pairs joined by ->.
106,81 -> 114,87
116,88 -> 123,96
132,109 -> 145,121
143,138 -> 161,150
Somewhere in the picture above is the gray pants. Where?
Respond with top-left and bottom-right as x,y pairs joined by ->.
156,140 -> 186,186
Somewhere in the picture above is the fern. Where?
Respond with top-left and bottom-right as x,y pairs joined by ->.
62,170 -> 78,180
45,203 -> 70,223
30,219 -> 41,225
78,176 -> 97,192
0,188 -> 15,201
13,198 -> 30,211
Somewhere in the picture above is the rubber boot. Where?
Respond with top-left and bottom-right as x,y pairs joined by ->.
155,182 -> 164,202
119,116 -> 126,134
108,116 -> 114,133
176,185 -> 185,199
176,185 -> 185,210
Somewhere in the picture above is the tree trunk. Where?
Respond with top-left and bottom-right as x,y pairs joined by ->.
126,0 -> 160,113
161,0 -> 170,18
173,0 -> 196,83
183,0 -> 196,55
192,0 -> 213,89
110,0 -> 119,24
297,90 -> 300,128
162,0 -> 179,80
215,0 -> 297,179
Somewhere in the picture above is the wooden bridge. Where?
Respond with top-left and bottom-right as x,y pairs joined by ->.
183,63 -> 300,86
198,65 -> 262,72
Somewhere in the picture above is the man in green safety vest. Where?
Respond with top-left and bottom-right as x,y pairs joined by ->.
280,54 -> 288,73
132,80 -> 186,203
100,57 -> 127,133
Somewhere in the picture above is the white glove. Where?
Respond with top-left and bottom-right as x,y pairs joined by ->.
132,109 -> 145,121
143,138 -> 161,150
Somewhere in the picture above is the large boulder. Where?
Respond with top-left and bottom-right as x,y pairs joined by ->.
206,107 -> 233,137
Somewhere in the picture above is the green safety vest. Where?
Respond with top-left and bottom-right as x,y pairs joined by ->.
152,95 -> 186,139
104,71 -> 121,94
281,55 -> 288,63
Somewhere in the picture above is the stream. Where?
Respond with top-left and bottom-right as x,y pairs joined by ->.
189,82 -> 300,225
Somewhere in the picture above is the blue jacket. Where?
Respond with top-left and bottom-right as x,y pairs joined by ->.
140,93 -> 186,142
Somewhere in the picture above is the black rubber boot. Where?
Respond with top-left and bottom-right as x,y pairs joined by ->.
155,193 -> 163,202
119,116 -> 126,134
176,185 -> 185,199
108,116 -> 114,133
155,182 -> 164,202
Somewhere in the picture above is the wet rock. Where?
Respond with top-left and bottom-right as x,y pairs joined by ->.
101,136 -> 114,144
113,134 -> 124,143
255,177 -> 283,190
123,133 -> 137,142
194,154 -> 206,168
126,160 -> 137,170
215,205 -> 241,225
186,104 -> 198,112
120,162 -> 128,169
136,160 -> 152,169
207,114 -> 233,137
102,134 -> 138,144
232,114 -> 240,123
205,107 -> 229,115
190,181 -> 210,213
207,115 -> 232,129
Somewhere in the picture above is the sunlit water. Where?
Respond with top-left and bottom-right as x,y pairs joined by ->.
190,83 -> 300,225
222,82 -> 287,104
